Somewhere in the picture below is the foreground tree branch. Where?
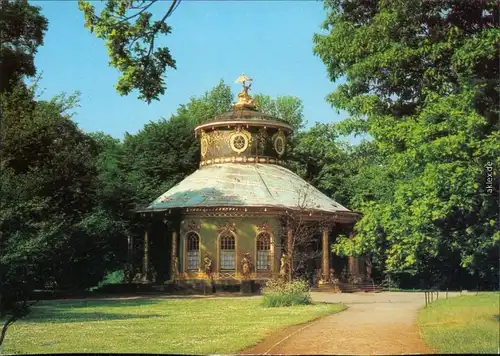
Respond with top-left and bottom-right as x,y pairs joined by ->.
78,0 -> 182,103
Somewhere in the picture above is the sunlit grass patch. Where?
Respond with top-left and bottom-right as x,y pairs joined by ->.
2,297 -> 344,354
418,292 -> 499,354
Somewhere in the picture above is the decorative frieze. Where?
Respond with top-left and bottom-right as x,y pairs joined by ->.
256,221 -> 271,234
181,219 -> 201,233
216,221 -> 237,234
200,156 -> 285,167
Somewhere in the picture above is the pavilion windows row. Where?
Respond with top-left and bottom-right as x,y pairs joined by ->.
184,231 -> 272,272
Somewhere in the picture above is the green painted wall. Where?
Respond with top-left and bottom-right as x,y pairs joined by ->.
179,216 -> 282,274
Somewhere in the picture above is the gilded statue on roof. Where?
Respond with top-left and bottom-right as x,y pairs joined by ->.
233,74 -> 256,110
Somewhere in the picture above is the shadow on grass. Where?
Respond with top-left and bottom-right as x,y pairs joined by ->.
494,314 -> 500,322
35,298 -> 163,308
17,299 -> 166,324
21,311 -> 164,324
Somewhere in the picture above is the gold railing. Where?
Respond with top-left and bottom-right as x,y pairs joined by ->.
178,271 -> 276,281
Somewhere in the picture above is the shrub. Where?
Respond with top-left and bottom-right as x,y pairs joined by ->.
262,278 -> 311,307
88,270 -> 125,291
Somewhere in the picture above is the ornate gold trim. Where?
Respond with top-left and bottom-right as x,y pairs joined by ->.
200,131 -> 210,158
229,127 -> 252,154
177,271 -> 277,281
256,222 -> 271,233
273,130 -> 286,157
216,221 -> 237,234
182,219 -> 201,233
200,156 -> 285,167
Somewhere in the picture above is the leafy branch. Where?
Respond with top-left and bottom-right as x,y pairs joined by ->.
78,0 -> 182,103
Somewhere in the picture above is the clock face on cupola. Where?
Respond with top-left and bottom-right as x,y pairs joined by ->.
194,74 -> 294,167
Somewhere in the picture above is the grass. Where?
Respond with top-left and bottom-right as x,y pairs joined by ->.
418,292 -> 499,354
2,297 -> 345,354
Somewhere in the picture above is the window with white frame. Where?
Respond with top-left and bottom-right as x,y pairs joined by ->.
257,232 -> 271,270
220,232 -> 235,270
186,232 -> 200,271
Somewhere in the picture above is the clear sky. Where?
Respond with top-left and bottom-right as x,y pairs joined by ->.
32,0 -> 349,140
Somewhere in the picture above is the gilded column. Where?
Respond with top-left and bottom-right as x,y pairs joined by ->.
322,226 -> 330,283
143,230 -> 150,281
171,229 -> 178,281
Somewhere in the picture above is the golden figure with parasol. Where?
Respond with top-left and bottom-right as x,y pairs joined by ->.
233,73 -> 256,110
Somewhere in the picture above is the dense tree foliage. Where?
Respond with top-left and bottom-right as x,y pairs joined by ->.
0,84 -> 126,309
0,0 -> 48,92
254,94 -> 306,131
314,0 -> 499,288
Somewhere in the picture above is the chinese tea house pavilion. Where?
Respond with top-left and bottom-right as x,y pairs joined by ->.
133,75 -> 364,289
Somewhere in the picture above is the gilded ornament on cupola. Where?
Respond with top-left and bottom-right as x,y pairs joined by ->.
229,127 -> 252,154
272,130 -> 286,157
233,74 -> 256,110
200,130 -> 210,158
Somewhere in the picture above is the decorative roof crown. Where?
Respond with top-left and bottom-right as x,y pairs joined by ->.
193,74 -> 294,168
233,74 -> 256,110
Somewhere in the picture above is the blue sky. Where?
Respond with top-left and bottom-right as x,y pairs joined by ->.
33,0 -> 348,140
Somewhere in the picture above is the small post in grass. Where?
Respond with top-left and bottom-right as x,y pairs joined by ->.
446,288 -> 448,299
425,292 -> 428,307
437,291 -> 439,300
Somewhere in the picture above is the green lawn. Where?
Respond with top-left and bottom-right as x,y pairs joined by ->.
2,297 -> 345,354
418,292 -> 499,354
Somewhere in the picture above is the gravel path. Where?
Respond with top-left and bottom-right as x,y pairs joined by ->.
241,291 -> 470,355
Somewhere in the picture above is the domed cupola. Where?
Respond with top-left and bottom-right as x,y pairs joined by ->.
194,74 -> 293,167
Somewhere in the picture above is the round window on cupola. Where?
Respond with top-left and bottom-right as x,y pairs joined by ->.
229,128 -> 252,154
273,130 -> 286,156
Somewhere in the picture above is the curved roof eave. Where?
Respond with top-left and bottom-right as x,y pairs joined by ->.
139,163 -> 356,218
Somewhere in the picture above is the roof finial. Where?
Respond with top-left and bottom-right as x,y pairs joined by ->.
233,73 -> 256,110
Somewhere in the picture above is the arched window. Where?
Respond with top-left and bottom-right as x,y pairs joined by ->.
186,232 -> 200,271
256,232 -> 271,270
220,232 -> 235,270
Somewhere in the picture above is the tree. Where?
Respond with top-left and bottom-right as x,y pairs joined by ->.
314,0 -> 499,287
176,79 -> 234,124
280,184 -> 331,283
0,0 -> 48,92
78,0 -> 182,103
254,94 -> 305,131
287,123 -> 351,204
121,80 -> 233,208
0,84 -> 127,344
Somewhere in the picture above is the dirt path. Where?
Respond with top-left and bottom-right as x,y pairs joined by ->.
242,291 -> 469,355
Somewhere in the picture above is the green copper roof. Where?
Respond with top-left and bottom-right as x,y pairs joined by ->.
145,163 -> 350,213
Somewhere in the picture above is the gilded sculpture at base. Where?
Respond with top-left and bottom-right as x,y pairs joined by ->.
203,254 -> 213,276
279,253 -> 287,277
233,74 -> 256,110
241,253 -> 252,279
